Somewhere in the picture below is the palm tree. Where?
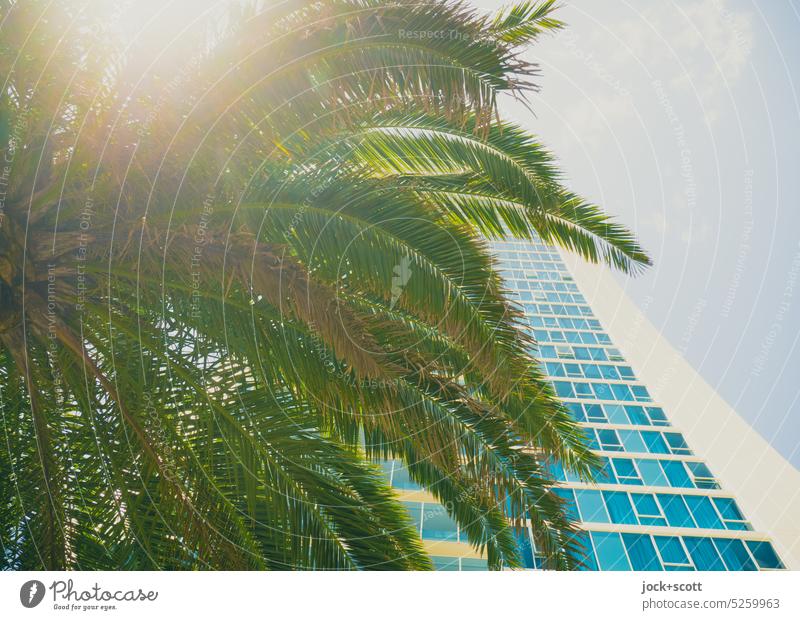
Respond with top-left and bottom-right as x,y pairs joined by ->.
0,0 -> 649,570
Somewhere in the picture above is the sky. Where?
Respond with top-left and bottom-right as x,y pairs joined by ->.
472,0 -> 800,467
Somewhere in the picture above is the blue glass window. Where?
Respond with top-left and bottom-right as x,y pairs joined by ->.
686,462 -> 718,489
637,460 -> 668,487
574,382 -> 593,398
713,497 -> 749,530
592,383 -> 614,400
431,556 -> 459,571
565,402 -> 586,422
612,458 -> 642,485
745,541 -> 784,569
597,457 -> 617,484
661,460 -> 693,488
421,504 -> 459,541
575,489 -> 609,523
619,430 -> 647,453
611,384 -> 634,401
618,366 -> 636,380
714,539 -> 757,571
403,502 -> 423,533
392,463 -> 421,490
591,532 -> 631,571
632,385 -> 651,401
622,534 -> 662,570
664,432 -> 691,455
656,494 -> 695,528
460,558 -> 489,571
632,493 -> 666,526
597,429 -> 623,451
603,491 -> 637,525
646,407 -> 669,425
625,405 -> 649,426
585,404 -> 607,422
684,537 -> 726,571
684,496 -> 724,530
641,432 -> 670,454
513,529 -> 536,569
545,362 -> 565,377
554,381 -> 574,398
605,404 -> 629,424
654,536 -> 694,570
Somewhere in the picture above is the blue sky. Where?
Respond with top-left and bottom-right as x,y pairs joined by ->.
475,0 -> 800,467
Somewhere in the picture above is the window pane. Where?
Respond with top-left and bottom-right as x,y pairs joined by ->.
654,536 -> 691,567
622,534 -> 662,571
603,491 -> 637,525
714,539 -> 757,571
657,494 -> 695,528
684,496 -> 724,530
605,404 -> 629,424
591,532 -> 631,571
619,430 -> 647,453
637,460 -> 668,487
684,537 -> 726,571
625,406 -> 649,425
745,541 -> 784,569
661,461 -> 693,488
431,556 -> 459,571
402,502 -> 423,533
421,503 -> 459,541
641,431 -> 670,454
646,407 -> 668,425
576,490 -> 609,523
460,558 -> 488,571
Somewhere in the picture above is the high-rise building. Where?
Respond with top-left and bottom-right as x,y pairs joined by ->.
383,236 -> 798,571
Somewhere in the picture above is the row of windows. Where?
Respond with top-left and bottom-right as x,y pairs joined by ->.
495,250 -> 562,262
549,456 -> 719,490
539,344 -> 623,361
403,502 -> 462,542
553,380 -> 652,403
512,289 -> 587,305
584,427 -> 691,456
534,329 -> 613,346
510,279 -> 580,293
508,269 -> 574,282
554,488 -> 749,531
545,361 -> 636,381
564,402 -> 671,427
567,532 -> 783,571
499,259 -> 567,272
522,301 -> 594,318
431,556 -> 489,571
529,316 -> 603,331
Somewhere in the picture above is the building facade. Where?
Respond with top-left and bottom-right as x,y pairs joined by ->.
384,236 -> 789,571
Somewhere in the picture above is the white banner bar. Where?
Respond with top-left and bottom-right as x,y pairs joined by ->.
1,571 -> 799,619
